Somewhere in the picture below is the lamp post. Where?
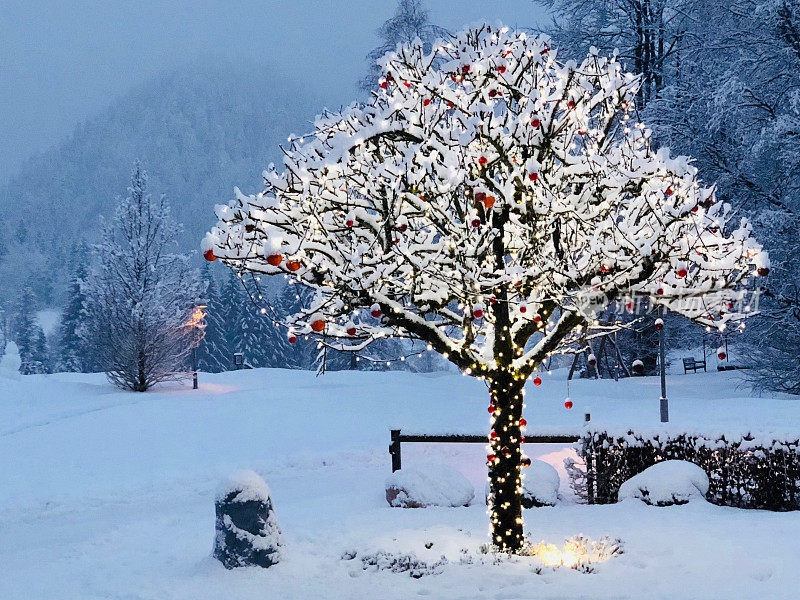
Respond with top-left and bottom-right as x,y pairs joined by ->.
186,304 -> 207,390
658,305 -> 668,423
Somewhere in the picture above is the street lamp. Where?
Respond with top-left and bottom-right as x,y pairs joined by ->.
658,305 -> 668,422
186,303 -> 207,389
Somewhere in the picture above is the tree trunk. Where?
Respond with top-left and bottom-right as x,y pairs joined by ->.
488,370 -> 526,553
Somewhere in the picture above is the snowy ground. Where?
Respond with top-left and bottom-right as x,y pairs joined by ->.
1,357 -> 799,599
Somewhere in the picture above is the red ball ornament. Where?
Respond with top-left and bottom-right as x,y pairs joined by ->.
423,98 -> 431,106
310,319 -> 326,332
655,318 -> 664,331
490,431 -> 498,440
528,172 -> 538,182
371,305 -> 382,318
533,376 -> 542,386
567,100 -> 576,109
665,187 -> 674,196
473,308 -> 484,319
656,287 -> 664,296
600,264 -> 610,273
203,248 -> 217,262
533,315 -> 542,323
346,218 -> 355,227
718,351 -> 727,360
461,64 -> 471,74
564,400 -> 573,409
531,118 -> 541,128
346,326 -> 357,336
677,268 -> 688,278
519,418 -> 527,427
379,81 -> 388,89
267,253 -> 283,267
472,218 -> 481,228
483,195 -> 496,209
588,354 -> 597,367
521,456 -> 532,468
288,335 -> 297,344
691,205 -> 699,213
286,259 -> 302,272
498,66 -> 506,73
757,267 -> 770,277
519,305 -> 527,313
486,454 -> 496,464
488,404 -> 496,414
488,89 -> 498,98
398,223 -> 408,233
475,192 -> 487,203
479,156 -> 488,165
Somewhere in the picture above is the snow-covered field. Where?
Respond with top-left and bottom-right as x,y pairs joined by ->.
2,359 -> 799,599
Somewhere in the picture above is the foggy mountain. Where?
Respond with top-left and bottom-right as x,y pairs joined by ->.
0,58 -> 326,306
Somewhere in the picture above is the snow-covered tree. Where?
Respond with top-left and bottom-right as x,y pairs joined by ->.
537,0 -> 698,107
205,26 -> 767,552
196,264 -> 230,373
83,161 -> 200,391
15,287 -> 50,375
57,260 -> 90,372
361,0 -> 447,91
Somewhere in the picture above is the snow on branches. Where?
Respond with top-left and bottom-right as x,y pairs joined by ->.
204,25 -> 767,378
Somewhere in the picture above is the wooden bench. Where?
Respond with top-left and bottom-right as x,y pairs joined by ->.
683,356 -> 706,374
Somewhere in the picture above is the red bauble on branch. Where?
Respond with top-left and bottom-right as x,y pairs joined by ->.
286,259 -> 302,272
564,399 -> 573,409
370,303 -> 382,318
533,376 -> 542,386
310,319 -> 326,332
267,254 -> 283,266
203,249 -> 217,262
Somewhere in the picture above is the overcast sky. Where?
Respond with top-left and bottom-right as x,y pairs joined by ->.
0,1 -> 546,181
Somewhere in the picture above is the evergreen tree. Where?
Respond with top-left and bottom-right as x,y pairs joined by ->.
57,259 -> 90,372
196,264 -> 229,373
16,287 -> 50,375
217,271 -> 245,371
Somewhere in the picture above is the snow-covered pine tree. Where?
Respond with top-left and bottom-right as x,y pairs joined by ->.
57,260 -> 90,372
216,271 -> 245,370
205,26 -> 767,552
196,264 -> 229,373
82,161 -> 200,391
361,0 -> 447,91
16,287 -> 50,375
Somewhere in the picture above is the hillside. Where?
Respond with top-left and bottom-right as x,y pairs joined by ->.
0,59 -> 325,305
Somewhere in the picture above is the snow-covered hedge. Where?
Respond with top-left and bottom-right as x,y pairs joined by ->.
575,429 -> 800,510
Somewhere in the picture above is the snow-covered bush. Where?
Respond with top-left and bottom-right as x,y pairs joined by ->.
618,460 -> 709,506
578,429 -> 800,510
213,470 -> 282,569
344,549 -> 448,578
386,463 -> 474,508
485,459 -> 559,507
